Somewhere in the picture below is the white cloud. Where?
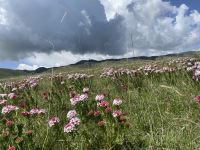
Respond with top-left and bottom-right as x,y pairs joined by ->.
24,51 -> 121,68
0,8 -> 7,25
100,0 -> 200,52
100,0 -> 132,21
17,49 -> 170,69
17,64 -> 39,70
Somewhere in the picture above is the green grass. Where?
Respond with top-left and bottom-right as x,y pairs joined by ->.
1,57 -> 200,149
0,68 -> 29,79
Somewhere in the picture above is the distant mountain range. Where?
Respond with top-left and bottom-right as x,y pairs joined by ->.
0,51 -> 199,79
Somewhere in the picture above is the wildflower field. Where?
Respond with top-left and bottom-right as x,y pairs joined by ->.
1,56 -> 200,149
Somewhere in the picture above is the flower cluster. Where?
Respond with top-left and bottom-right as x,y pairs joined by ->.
100,57 -> 196,79
8,93 -> 17,100
195,95 -> 200,104
93,94 -> 129,127
2,105 -> 19,114
100,68 -> 138,78
30,108 -> 46,115
67,110 -> 77,119
0,99 -> 7,105
192,62 -> 200,81
95,94 -> 105,102
48,117 -> 60,127
70,91 -> 89,105
113,99 -> 122,106
112,110 -> 122,118
64,110 -> 81,133
67,73 -> 93,80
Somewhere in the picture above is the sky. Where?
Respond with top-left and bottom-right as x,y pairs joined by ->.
170,0 -> 200,12
0,0 -> 200,70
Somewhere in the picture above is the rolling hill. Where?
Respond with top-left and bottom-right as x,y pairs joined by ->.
0,51 -> 199,79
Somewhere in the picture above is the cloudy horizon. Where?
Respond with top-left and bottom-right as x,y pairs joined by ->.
0,0 -> 200,70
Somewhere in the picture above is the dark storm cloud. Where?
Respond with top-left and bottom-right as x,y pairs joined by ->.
1,0 -> 200,61
0,0 -> 126,60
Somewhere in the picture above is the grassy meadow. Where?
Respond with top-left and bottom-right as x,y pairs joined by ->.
1,56 -> 200,150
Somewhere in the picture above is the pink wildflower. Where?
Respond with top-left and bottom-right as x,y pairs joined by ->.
95,94 -> 104,101
195,95 -> 200,103
21,111 -> 30,117
8,93 -> 17,100
67,110 -> 77,119
48,117 -> 60,127
6,120 -> 14,127
97,120 -> 105,127
69,117 -> 81,126
94,111 -> 101,117
19,84 -> 26,90
70,95 -> 80,105
30,82 -> 38,88
79,94 -> 88,101
112,110 -> 122,118
30,108 -> 46,115
7,146 -> 15,150
64,123 -> 75,133
98,101 -> 109,107
2,105 -> 19,114
113,99 -> 122,106
0,99 -> 7,105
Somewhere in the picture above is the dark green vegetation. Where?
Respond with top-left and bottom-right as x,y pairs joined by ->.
0,68 -> 28,79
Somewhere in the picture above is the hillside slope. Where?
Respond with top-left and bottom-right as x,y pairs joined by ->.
0,51 -> 199,79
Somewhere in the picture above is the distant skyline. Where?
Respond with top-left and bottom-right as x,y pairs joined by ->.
0,0 -> 200,70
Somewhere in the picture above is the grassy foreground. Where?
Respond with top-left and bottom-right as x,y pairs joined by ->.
1,57 -> 200,150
